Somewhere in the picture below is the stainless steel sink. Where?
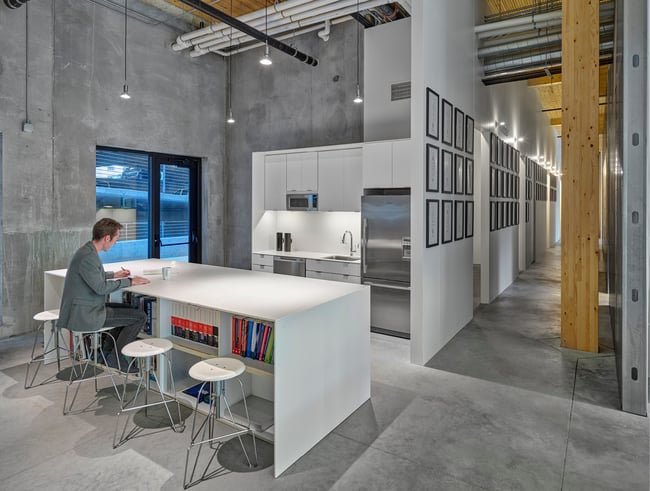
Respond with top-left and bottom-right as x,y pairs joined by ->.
323,255 -> 360,262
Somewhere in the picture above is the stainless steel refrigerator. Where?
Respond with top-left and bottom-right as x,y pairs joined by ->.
361,190 -> 411,338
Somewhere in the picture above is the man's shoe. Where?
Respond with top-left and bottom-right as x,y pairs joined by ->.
104,353 -> 139,374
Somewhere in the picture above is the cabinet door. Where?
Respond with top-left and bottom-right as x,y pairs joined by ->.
391,139 -> 412,188
362,142 -> 392,188
264,154 -> 287,210
286,152 -> 318,192
318,148 -> 362,211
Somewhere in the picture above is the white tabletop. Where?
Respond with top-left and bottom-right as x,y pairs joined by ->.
47,259 -> 367,322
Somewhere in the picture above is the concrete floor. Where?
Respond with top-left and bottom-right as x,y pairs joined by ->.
0,249 -> 648,490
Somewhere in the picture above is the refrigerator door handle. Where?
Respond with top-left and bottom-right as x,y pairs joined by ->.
362,218 -> 368,274
363,281 -> 411,292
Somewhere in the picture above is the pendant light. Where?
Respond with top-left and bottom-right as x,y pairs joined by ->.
226,0 -> 235,123
120,0 -> 131,99
259,1 -> 272,66
353,0 -> 363,104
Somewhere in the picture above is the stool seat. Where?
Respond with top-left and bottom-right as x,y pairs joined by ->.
122,338 -> 173,358
189,357 -> 245,382
33,309 -> 60,322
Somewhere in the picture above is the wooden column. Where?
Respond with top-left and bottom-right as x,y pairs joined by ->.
560,0 -> 600,351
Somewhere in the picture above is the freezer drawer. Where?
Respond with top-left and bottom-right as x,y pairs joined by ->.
364,280 -> 410,339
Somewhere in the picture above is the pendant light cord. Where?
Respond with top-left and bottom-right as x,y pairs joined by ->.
229,0 -> 232,108
25,2 -> 29,122
124,0 -> 128,84
356,0 -> 360,86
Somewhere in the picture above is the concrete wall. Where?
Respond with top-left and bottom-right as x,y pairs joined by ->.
226,20 -> 364,270
0,0 -> 224,337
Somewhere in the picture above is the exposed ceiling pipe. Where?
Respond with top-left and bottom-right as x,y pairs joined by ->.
3,0 -> 29,8
204,17 -> 350,58
317,20 -> 331,42
173,0 -> 388,56
476,1 -> 614,39
176,0 -> 318,66
173,0 -> 339,49
481,41 -> 614,80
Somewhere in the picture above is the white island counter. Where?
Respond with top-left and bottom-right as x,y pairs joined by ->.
44,259 -> 370,477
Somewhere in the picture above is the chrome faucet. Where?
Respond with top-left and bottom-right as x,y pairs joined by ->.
341,230 -> 356,256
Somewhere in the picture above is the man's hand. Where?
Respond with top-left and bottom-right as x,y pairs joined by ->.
114,268 -> 131,278
131,276 -> 150,285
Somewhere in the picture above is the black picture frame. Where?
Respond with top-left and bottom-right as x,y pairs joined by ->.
442,199 -> 453,244
426,88 -> 439,140
465,158 -> 474,195
454,108 -> 464,151
441,149 -> 453,194
454,200 -> 464,241
465,115 -> 474,154
426,199 -> 439,247
490,168 -> 496,197
490,202 -> 496,231
454,153 -> 464,195
441,99 -> 453,146
490,133 -> 497,164
426,144 -> 439,192
465,200 -> 474,238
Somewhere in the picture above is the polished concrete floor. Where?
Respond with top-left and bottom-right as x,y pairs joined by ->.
0,248 -> 648,490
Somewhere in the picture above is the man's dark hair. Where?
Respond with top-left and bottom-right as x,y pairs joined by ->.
92,218 -> 123,241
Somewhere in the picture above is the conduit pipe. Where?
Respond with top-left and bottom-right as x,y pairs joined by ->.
203,17 -> 350,58
177,0 -> 318,65
172,0 -> 339,49
317,20 -> 330,42
173,0 -> 388,57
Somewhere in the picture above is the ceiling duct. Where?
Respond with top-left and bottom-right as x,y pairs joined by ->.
177,0 -> 318,66
3,0 -> 29,8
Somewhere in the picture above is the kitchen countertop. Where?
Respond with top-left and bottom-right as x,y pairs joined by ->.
254,250 -> 361,263
47,259 -> 365,321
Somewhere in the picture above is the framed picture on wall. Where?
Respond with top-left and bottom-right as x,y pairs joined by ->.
442,99 -> 453,146
426,88 -> 440,140
490,133 -> 497,164
490,168 -> 496,197
454,200 -> 464,241
465,115 -> 474,154
454,108 -> 465,151
490,202 -> 496,231
465,158 -> 474,195
498,139 -> 503,166
442,199 -> 453,243
426,199 -> 439,247
454,154 -> 464,194
442,149 -> 453,193
465,201 -> 474,238
426,144 -> 440,192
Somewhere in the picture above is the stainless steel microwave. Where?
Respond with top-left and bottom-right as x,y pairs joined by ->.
286,193 -> 318,211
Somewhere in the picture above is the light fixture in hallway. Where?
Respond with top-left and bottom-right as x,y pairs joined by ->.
353,0 -> 363,104
259,2 -> 272,66
120,0 -> 131,100
226,0 -> 235,124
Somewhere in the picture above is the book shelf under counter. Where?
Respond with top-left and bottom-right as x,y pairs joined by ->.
45,259 -> 370,477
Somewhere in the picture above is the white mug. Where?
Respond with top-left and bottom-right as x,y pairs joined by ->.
162,266 -> 172,280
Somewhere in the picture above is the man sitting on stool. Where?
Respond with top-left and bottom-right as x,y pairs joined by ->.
58,218 -> 150,371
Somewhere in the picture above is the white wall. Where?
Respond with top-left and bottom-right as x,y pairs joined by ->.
411,0 -> 476,365
364,18 -> 411,141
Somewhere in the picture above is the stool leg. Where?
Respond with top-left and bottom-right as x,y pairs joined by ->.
238,378 -> 258,466
222,390 -> 254,468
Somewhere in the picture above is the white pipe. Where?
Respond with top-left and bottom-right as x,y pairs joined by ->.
474,10 -> 562,35
173,0 -> 384,53
191,17 -> 350,58
317,19 -> 331,42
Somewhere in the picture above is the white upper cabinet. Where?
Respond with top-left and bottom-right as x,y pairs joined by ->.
286,152 -> 318,193
318,148 -> 362,211
264,154 -> 287,210
362,139 -> 411,188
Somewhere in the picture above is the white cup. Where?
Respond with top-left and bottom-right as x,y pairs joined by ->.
162,266 -> 172,280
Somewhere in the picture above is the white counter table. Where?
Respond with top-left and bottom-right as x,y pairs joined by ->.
44,259 -> 371,477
